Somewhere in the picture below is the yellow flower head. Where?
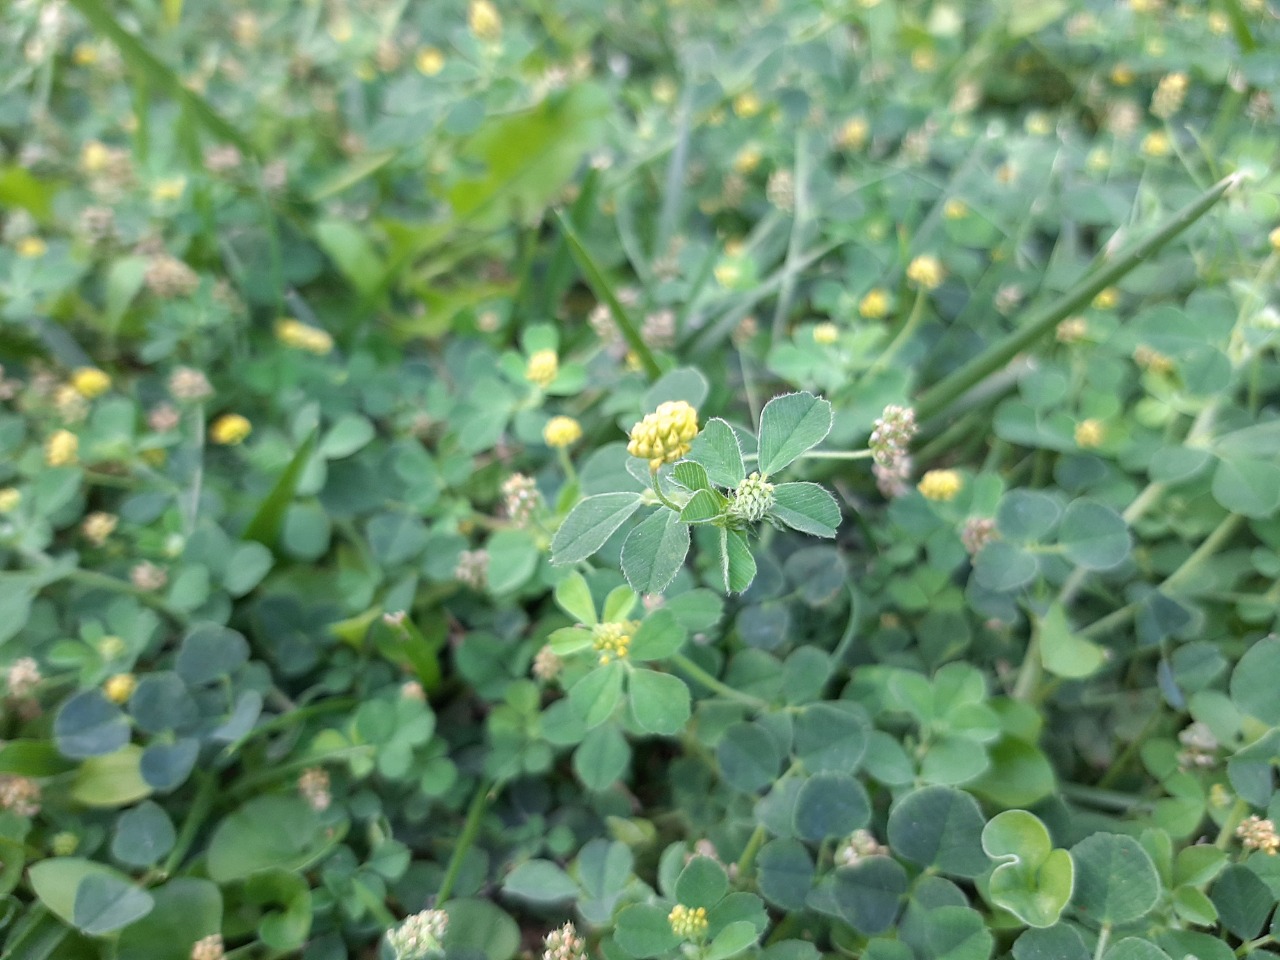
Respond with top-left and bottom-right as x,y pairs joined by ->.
668,905 -> 709,939
82,512 -> 117,545
1056,316 -> 1089,343
918,469 -> 962,502
1075,419 -> 1105,448
733,92 -> 762,118
1141,130 -> 1172,158
416,46 -> 445,75
72,43 -> 98,66
0,488 -> 20,513
81,140 -> 111,174
859,288 -> 891,320
71,367 -> 111,399
526,349 -> 559,388
275,318 -> 334,355
16,237 -> 47,258
812,322 -> 839,345
151,177 -> 187,202
943,199 -> 969,220
906,255 -> 945,291
592,621 -> 637,665
733,145 -> 762,175
104,673 -> 137,704
627,400 -> 699,470
1269,227 -> 1280,252
210,413 -> 252,445
837,117 -> 869,150
544,416 -> 582,449
1110,64 -> 1135,86
98,635 -> 126,660
1092,287 -> 1119,310
469,0 -> 502,41
45,429 -> 79,467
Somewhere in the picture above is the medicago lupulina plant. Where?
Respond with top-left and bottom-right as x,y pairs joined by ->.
551,392 -> 842,595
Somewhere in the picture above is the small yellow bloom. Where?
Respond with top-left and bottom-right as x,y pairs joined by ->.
910,48 -> 936,73
1268,227 -> 1280,252
210,413 -> 252,445
918,469 -> 962,502
1086,147 -> 1110,172
16,237 -> 46,258
627,401 -> 699,471
836,117 -> 868,150
328,17 -> 353,43
1092,287 -> 1119,310
416,46 -> 445,75
1141,130 -> 1172,158
733,145 -> 762,175
812,322 -> 839,345
943,199 -> 968,220
1075,419 -> 1105,448
71,367 -> 111,399
81,140 -> 111,174
151,177 -> 186,202
72,43 -> 98,66
1024,112 -> 1052,136
652,77 -> 677,105
104,673 -> 136,704
543,416 -> 582,449
592,621 -> 637,665
859,288 -> 891,320
1207,11 -> 1229,34
906,255 -> 945,291
1133,345 -> 1174,375
82,512 -> 117,545
526,349 -> 559,388
1110,64 -> 1135,86
0,488 -> 20,513
733,92 -> 762,118
1056,316 -> 1088,343
98,635 -> 126,660
45,430 -> 79,467
275,318 -> 334,355
469,0 -> 502,41
668,905 -> 709,939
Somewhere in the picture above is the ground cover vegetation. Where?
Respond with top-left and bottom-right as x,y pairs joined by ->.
1,0 -> 1280,958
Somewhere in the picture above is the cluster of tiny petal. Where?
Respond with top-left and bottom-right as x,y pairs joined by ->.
918,470 -> 962,502
71,367 -> 111,399
1056,317 -> 1089,343
592,621 -> 637,665
542,922 -> 587,960
45,429 -> 79,467
149,404 -> 181,432
995,284 -> 1024,315
54,384 -> 89,423
836,829 -> 890,866
729,473 -> 776,524
1238,816 -> 1280,855
276,319 -> 334,355
501,474 -> 542,526
526,349 -> 559,388
813,322 -> 839,345
544,416 -> 582,449
627,401 -> 699,470
1075,420 -> 1105,449
298,767 -> 332,812
205,145 -> 243,174
1151,72 -> 1188,119
0,775 -> 41,816
6,657 -> 40,698
1141,130 -> 1172,158
859,288 -> 890,320
169,367 -> 214,402
961,518 -> 998,556
145,254 -> 200,299
387,909 -> 449,959
104,673 -> 137,704
455,550 -> 489,590
0,488 -> 19,514
906,255 -> 944,290
668,904 -> 708,939
1133,345 -> 1174,375
837,117 -> 868,149
211,414 -> 252,445
642,309 -> 676,349
190,933 -> 225,960
1093,287 -> 1119,310
532,645 -> 563,682
870,406 -> 917,469
767,170 -> 795,211
468,0 -> 502,41
130,561 -> 168,591
51,831 -> 79,855
83,511 -> 118,545
1177,721 -> 1219,770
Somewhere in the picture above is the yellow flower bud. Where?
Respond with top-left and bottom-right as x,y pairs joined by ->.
71,367 -> 111,398
1141,130 -> 1171,158
275,318 -> 334,355
592,621 -> 637,665
544,416 -> 582,449
45,430 -> 79,467
733,92 -> 762,118
859,288 -> 891,320
812,322 -> 839,345
16,236 -> 47,258
104,673 -> 137,704
469,0 -> 502,41
1075,419 -> 1105,448
210,413 -> 252,445
918,469 -> 962,502
906,255 -> 945,291
836,117 -> 868,150
416,46 -> 445,75
943,199 -> 968,220
627,401 -> 699,470
1092,287 -> 1119,309
526,349 -> 559,388
668,905 -> 709,939
151,177 -> 186,202
1269,227 -> 1280,252
0,488 -> 21,513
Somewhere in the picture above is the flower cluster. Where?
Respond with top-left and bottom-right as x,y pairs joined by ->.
869,405 -> 917,498
501,474 -> 542,526
918,469 -> 962,502
276,318 -> 335,355
544,416 -> 582,449
542,922 -> 587,960
592,621 -> 637,664
210,414 -> 252,445
668,904 -> 708,939
526,349 -> 559,388
728,472 -> 775,524
835,829 -> 890,865
191,934 -> 224,960
1237,815 -> 1280,855
906,254 -> 945,290
961,517 -> 998,556
6,657 -> 40,698
298,767 -> 332,812
1151,72 -> 1188,119
627,401 -> 699,470
454,549 -> 489,590
0,775 -> 41,817
386,909 -> 449,960
1176,722 -> 1219,770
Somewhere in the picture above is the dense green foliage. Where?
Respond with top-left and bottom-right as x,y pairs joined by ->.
2,1 -> 1280,959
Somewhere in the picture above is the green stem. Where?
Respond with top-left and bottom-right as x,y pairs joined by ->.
650,469 -> 682,511
735,824 -> 768,881
1237,935 -> 1275,957
1217,797 -> 1249,849
437,780 -> 495,904
1011,628 -> 1040,703
162,771 -> 218,876
861,288 -> 927,384
1061,783 -> 1152,813
558,447 -> 579,488
65,568 -> 188,624
914,174 -> 1240,424
671,654 -> 769,710
1093,923 -> 1112,960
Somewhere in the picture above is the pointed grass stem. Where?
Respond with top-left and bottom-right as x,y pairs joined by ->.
914,174 -> 1240,425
